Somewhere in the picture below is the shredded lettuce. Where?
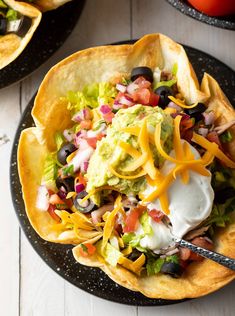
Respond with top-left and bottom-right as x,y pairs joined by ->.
67,82 -> 117,115
6,8 -> 18,21
146,257 -> 164,276
154,78 -> 177,90
121,77 -> 131,85
62,164 -> 74,176
165,254 -> 179,264
122,232 -> 144,248
172,63 -> 178,76
139,212 -> 153,236
54,132 -> 64,150
0,0 -> 7,8
98,242 -> 123,266
42,154 -> 59,190
220,131 -> 233,143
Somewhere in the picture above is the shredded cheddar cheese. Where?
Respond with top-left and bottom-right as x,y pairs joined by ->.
168,96 -> 198,109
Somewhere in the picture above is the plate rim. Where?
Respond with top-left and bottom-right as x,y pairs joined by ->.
10,40 -> 235,306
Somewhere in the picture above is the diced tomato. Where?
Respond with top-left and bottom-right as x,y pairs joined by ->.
123,206 -> 145,233
179,247 -> 191,261
207,131 -> 222,147
85,137 -> 98,149
189,237 -> 213,261
134,76 -> 152,89
132,88 -> 151,105
148,209 -> 164,223
49,194 -> 65,205
47,189 -> 55,196
181,118 -> 194,131
80,120 -> 92,130
149,93 -> 159,106
47,204 -> 61,222
79,243 -> 96,257
103,112 -> 115,123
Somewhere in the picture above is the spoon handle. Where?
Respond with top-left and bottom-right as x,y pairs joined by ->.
175,238 -> 235,271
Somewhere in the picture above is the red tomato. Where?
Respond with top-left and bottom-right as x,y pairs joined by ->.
148,209 -> 164,223
134,76 -> 152,89
123,207 -> 145,233
188,0 -> 235,16
85,137 -> 98,149
132,88 -> 151,105
189,237 -> 213,261
79,243 -> 96,257
149,93 -> 159,107
47,204 -> 61,222
49,194 -> 65,205
103,112 -> 115,123
80,120 -> 92,130
78,173 -> 87,186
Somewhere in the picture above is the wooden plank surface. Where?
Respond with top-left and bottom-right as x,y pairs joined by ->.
1,0 -> 235,315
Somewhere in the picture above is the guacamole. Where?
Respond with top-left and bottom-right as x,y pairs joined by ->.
86,105 -> 173,204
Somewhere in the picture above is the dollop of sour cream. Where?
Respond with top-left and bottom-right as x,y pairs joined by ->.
138,141 -> 214,250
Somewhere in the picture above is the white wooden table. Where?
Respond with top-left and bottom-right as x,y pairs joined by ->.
1,1 -> 235,315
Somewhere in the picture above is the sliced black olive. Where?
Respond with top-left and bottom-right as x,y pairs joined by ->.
0,16 -> 7,35
127,249 -> 142,261
154,86 -> 174,108
131,66 -> 153,82
57,143 -> 77,165
73,191 -> 95,213
160,262 -> 183,278
214,187 -> 235,204
56,176 -> 74,193
185,103 -> 207,122
7,16 -> 32,37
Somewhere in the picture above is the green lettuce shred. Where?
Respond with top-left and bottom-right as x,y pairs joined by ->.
172,63 -> 178,76
139,212 -> 153,236
67,82 -> 117,115
6,8 -> 18,21
42,154 -> 59,190
54,132 -> 64,150
220,131 -> 233,143
154,78 -> 177,90
0,0 -> 7,8
146,257 -> 164,276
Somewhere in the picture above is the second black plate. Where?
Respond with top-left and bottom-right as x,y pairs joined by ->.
0,0 -> 86,90
10,41 -> 235,306
166,0 -> 235,30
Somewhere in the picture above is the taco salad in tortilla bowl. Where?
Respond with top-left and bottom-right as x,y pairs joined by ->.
17,34 -> 235,300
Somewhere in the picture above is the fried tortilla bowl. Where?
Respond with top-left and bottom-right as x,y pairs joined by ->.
32,0 -> 72,12
0,0 -> 41,70
17,34 -> 235,299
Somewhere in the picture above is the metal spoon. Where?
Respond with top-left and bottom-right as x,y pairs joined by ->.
174,237 -> 235,271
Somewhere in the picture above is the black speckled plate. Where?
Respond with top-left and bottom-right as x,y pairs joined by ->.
0,0 -> 86,90
166,0 -> 235,30
10,40 -> 235,306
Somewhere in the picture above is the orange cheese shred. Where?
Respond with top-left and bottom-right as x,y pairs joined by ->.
168,96 -> 198,109
109,165 -> 147,179
192,132 -> 235,168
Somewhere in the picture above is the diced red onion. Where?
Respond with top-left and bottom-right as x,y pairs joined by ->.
165,248 -> 179,256
63,129 -> 74,142
69,146 -> 94,172
167,101 -> 182,112
119,95 -> 134,107
58,189 -> 67,199
83,161 -> 89,172
113,102 -> 123,110
75,183 -> 85,194
203,111 -> 215,126
116,83 -> 127,93
198,127 -> 209,137
100,105 -> 112,114
127,82 -> 139,95
83,108 -> 91,120
36,185 -> 49,211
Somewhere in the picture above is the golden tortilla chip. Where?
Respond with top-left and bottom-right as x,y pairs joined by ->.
31,0 -> 72,12
0,0 -> 41,70
18,34 -> 235,299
